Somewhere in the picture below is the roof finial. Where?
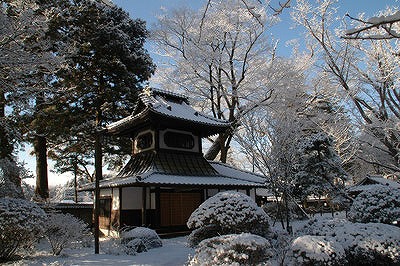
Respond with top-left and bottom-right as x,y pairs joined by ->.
144,86 -> 152,97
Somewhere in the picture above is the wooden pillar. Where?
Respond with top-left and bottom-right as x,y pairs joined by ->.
141,187 -> 147,226
155,187 -> 160,227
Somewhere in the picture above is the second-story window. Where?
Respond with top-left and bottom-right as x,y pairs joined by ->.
135,132 -> 153,151
164,131 -> 194,149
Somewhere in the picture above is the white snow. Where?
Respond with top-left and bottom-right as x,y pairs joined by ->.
10,237 -> 193,266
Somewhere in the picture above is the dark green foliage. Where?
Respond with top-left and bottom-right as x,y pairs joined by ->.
36,0 -> 155,181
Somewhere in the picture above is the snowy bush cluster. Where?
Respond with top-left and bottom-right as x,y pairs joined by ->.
295,218 -> 400,265
348,184 -> 400,225
188,233 -> 273,266
103,227 -> 162,256
187,191 -> 273,265
120,227 -> 162,255
43,212 -> 91,255
0,198 -> 46,261
0,198 -> 92,261
187,191 -> 270,246
289,235 -> 347,265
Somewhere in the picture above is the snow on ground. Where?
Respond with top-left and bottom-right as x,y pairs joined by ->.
7,237 -> 193,266
6,212 -> 385,266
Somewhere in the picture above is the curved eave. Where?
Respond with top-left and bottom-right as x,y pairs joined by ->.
106,108 -> 231,137
78,173 -> 265,191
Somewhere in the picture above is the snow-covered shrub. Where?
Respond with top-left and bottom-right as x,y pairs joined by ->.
43,212 -> 91,255
187,224 -> 220,247
299,219 -> 400,265
0,198 -> 46,261
188,233 -> 273,266
120,227 -> 162,255
289,235 -> 347,266
187,191 -> 270,246
269,228 -> 293,266
348,185 -> 400,224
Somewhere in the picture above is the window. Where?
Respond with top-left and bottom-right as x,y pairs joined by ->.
134,130 -> 155,153
164,131 -> 195,149
136,132 -> 153,150
99,197 -> 111,218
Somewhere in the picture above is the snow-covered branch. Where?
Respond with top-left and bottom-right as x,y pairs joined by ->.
344,11 -> 400,40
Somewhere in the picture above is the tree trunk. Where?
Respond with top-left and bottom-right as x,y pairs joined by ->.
34,135 -> 49,200
94,85 -> 103,254
204,132 -> 231,163
34,93 -> 49,201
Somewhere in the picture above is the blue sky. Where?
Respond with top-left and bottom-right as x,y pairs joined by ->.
112,0 -> 399,57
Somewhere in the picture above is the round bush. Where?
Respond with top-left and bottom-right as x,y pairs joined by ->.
120,227 -> 162,255
348,185 -> 400,224
187,191 -> 270,245
188,233 -> 273,266
0,198 -> 46,261
289,235 -> 347,266
299,219 -> 400,265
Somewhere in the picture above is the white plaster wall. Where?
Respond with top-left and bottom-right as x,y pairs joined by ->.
112,188 -> 119,210
121,187 -> 142,210
207,188 -> 218,198
100,188 -> 112,197
250,189 -> 256,200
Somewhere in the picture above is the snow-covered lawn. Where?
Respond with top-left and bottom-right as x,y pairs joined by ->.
7,236 -> 194,266
6,212 -> 399,265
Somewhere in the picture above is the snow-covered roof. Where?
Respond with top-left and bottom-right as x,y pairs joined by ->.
106,87 -> 230,135
93,172 -> 264,188
366,176 -> 400,188
79,158 -> 266,190
209,161 -> 266,184
355,175 -> 400,188
347,175 -> 400,193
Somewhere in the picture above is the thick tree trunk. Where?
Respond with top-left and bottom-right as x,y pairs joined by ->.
204,132 -> 230,163
34,135 -> 49,200
34,93 -> 49,200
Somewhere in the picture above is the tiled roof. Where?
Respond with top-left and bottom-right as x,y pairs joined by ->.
106,87 -> 230,135
81,172 -> 265,190
117,151 -> 218,178
79,151 -> 266,191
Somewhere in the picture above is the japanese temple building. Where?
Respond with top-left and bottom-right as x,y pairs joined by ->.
81,87 -> 266,235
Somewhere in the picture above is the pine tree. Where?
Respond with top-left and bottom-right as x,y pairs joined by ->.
40,0 -> 155,186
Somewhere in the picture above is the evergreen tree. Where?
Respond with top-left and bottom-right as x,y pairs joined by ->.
293,131 -> 347,202
40,0 -> 155,185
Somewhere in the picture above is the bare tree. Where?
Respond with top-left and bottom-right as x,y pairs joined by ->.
151,0 -> 293,162
292,0 -> 400,175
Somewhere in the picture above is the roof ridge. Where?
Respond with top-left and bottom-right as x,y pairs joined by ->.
144,87 -> 189,102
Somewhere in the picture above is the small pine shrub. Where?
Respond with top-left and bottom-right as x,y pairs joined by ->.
188,233 -> 273,266
0,198 -> 46,261
187,191 -> 270,246
43,212 -> 91,255
348,185 -> 400,225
